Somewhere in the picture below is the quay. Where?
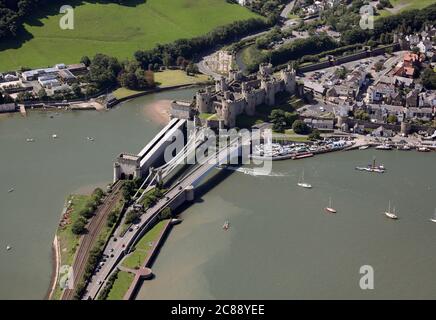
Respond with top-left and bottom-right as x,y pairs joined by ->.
122,219 -> 174,300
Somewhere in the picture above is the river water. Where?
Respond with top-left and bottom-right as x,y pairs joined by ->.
1,87 -> 436,299
0,88 -> 197,299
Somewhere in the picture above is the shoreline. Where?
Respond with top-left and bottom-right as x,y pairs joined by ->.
45,235 -> 60,300
143,99 -> 172,126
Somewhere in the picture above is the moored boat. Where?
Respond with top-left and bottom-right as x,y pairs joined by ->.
384,201 -> 398,220
375,144 -> 392,150
297,169 -> 312,189
324,197 -> 337,214
223,220 -> 230,230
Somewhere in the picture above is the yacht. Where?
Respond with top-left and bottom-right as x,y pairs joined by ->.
418,147 -> 430,152
52,134 -> 58,139
375,144 -> 392,150
355,157 -> 385,173
297,170 -> 312,189
222,220 -> 230,230
6,245 -> 11,251
324,197 -> 337,214
8,188 -> 14,193
26,138 -> 35,142
384,201 -> 398,220
430,209 -> 436,223
359,145 -> 369,150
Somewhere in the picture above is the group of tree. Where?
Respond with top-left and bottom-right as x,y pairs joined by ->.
420,68 -> 436,90
133,18 -> 269,70
71,188 -> 105,235
269,109 -> 298,132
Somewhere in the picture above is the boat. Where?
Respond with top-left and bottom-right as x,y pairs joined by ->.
6,245 -> 11,251
324,197 -> 337,214
430,209 -> 436,223
8,188 -> 14,193
359,145 -> 370,150
86,137 -> 95,141
26,138 -> 35,142
291,152 -> 314,160
417,147 -> 430,152
52,134 -> 58,139
297,169 -> 312,189
397,145 -> 411,151
384,201 -> 398,220
355,157 -> 385,173
171,218 -> 183,225
222,220 -> 230,230
375,144 -> 392,150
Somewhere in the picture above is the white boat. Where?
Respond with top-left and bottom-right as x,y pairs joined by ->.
8,188 -> 14,193
398,145 -> 411,151
26,138 -> 35,142
418,147 -> 430,152
359,145 -> 369,150
297,169 -> 312,189
384,201 -> 398,220
324,197 -> 337,214
52,134 -> 58,139
6,245 -> 11,251
430,209 -> 436,223
222,220 -> 230,230
375,144 -> 392,150
355,157 -> 385,173
86,137 -> 95,141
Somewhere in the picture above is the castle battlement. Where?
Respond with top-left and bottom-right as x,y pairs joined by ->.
190,63 -> 297,128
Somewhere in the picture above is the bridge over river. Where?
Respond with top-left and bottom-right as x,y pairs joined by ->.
82,121 -> 245,300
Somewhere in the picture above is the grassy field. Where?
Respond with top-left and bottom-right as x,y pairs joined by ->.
377,0 -> 436,18
51,194 -> 91,300
106,271 -> 135,300
0,0 -> 259,72
122,220 -> 167,270
155,70 -> 210,87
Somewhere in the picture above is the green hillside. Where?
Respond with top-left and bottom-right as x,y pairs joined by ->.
0,0 -> 258,71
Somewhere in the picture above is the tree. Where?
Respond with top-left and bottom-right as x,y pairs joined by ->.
37,88 -> 47,100
420,68 -> 436,90
80,56 -> 91,67
269,109 -> 287,132
387,114 -> 398,124
107,209 -> 119,227
71,83 -> 82,97
309,129 -> 321,140
186,63 -> 199,76
72,217 -> 87,235
125,211 -> 139,225
292,119 -> 310,134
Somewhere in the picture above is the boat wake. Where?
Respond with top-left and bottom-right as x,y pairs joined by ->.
219,166 -> 286,177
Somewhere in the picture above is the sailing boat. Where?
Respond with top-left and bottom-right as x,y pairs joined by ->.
430,209 -> 436,223
297,169 -> 312,189
384,201 -> 398,220
324,197 -> 337,214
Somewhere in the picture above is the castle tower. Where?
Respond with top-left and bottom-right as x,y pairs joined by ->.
215,76 -> 227,92
241,82 -> 256,116
229,69 -> 242,82
261,80 -> 275,106
259,63 -> 273,77
281,65 -> 296,94
196,88 -> 213,113
221,99 -> 236,128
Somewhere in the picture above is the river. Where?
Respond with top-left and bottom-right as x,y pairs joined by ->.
1,88 -> 436,299
0,87 -> 197,299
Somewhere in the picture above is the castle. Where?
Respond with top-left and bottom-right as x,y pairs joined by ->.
171,63 -> 297,128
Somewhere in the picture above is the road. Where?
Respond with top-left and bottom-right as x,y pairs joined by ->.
83,141 -> 238,299
61,181 -> 123,300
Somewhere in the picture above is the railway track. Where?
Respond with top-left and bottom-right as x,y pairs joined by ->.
61,181 -> 124,300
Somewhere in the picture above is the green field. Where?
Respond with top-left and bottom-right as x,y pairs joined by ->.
0,0 -> 258,72
377,0 -> 436,18
106,271 -> 135,300
122,220 -> 167,270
